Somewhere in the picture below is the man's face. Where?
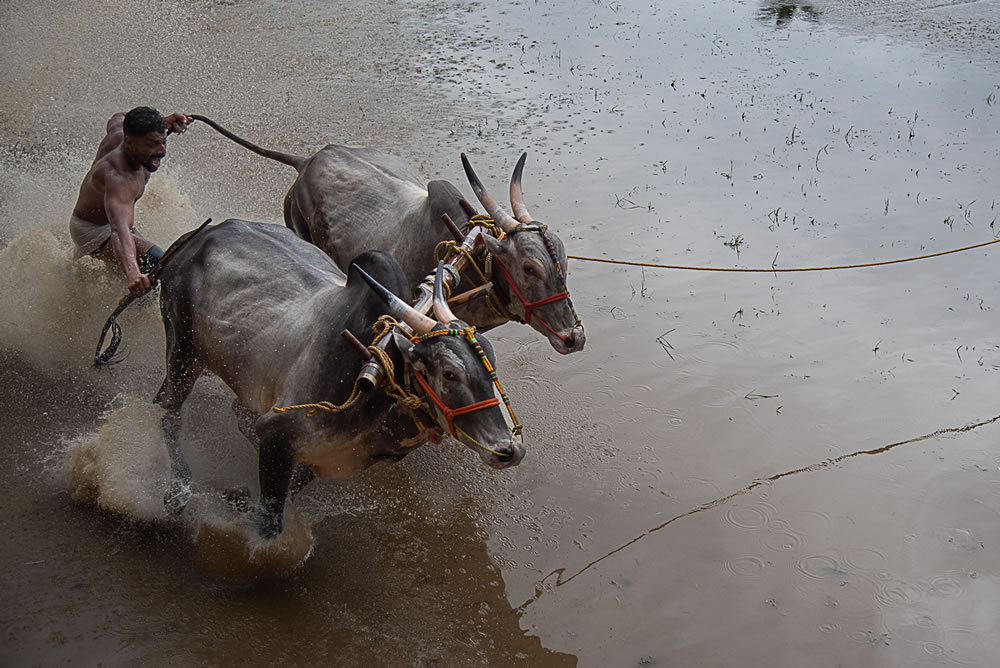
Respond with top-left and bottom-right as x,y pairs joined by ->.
125,131 -> 167,171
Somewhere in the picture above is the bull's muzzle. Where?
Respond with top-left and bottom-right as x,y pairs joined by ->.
561,324 -> 586,353
486,440 -> 526,470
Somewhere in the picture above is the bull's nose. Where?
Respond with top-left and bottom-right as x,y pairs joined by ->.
564,325 -> 585,352
492,442 -> 525,468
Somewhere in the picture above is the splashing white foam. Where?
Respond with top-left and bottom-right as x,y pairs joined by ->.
0,227 -> 161,370
133,168 -> 204,240
67,393 -> 172,520
65,392 -> 315,577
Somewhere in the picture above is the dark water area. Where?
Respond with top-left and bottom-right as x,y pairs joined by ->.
2,0 -> 1000,666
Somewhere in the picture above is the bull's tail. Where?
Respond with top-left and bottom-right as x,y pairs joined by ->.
94,218 -> 214,368
189,114 -> 306,171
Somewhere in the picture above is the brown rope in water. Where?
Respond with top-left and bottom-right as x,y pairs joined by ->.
568,237 -> 1000,272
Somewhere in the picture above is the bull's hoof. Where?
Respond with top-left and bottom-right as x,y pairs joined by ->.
163,480 -> 192,516
223,486 -> 252,513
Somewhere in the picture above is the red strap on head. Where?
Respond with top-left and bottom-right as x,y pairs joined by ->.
493,258 -> 572,340
411,370 -> 500,438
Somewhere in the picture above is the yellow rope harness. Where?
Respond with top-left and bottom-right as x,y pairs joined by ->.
273,317 -> 521,459
457,426 -> 510,458
273,315 -> 423,417
567,237 -> 1000,272
433,216 -> 512,320
461,215 -> 505,240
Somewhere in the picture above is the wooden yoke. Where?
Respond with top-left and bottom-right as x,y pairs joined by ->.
345,201 -> 493,392
410,213 -> 486,311
459,198 -> 478,219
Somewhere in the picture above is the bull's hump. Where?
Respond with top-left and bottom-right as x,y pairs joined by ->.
314,144 -> 425,189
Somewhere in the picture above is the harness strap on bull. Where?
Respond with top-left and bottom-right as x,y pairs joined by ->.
463,213 -> 506,240
273,316 -> 424,417
422,252 -> 460,300
434,214 -> 514,321
433,237 -> 512,321
273,318 -> 521,457
478,251 -> 514,321
453,214 -> 582,334
503,221 -> 583,331
408,327 -> 523,439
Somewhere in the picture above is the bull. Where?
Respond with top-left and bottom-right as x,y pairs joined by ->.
191,115 -> 585,354
150,218 -> 524,538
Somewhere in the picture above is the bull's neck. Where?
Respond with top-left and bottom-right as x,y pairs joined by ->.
313,326 -> 429,453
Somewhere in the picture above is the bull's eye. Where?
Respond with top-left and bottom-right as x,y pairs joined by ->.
523,264 -> 536,277
443,370 -> 458,382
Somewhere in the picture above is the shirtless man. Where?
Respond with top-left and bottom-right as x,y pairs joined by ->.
71,107 -> 192,296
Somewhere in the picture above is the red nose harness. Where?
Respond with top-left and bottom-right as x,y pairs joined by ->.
408,327 -> 522,451
487,219 -> 582,343
410,371 -> 500,438
492,257 -> 574,340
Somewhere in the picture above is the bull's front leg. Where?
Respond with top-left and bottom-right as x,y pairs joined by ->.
153,350 -> 201,517
160,408 -> 193,515
255,437 -> 295,539
229,397 -> 313,500
232,403 -> 303,537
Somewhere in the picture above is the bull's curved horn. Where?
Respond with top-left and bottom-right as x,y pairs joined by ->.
353,264 -> 436,334
509,152 -> 534,224
432,261 -> 458,324
461,153 -> 519,233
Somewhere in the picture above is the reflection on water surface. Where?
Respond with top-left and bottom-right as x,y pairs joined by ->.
758,2 -> 824,28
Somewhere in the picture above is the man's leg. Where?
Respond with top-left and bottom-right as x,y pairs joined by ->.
90,237 -> 117,265
131,229 -> 164,273
91,228 -> 163,272
138,242 -> 165,273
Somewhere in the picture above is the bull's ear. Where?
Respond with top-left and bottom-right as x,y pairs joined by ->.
392,330 -> 428,374
483,234 -> 508,258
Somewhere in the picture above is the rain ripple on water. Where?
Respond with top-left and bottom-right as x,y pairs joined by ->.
722,554 -> 769,578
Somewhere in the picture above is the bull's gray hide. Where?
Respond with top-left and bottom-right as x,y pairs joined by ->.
192,115 -> 584,354
153,219 -> 524,538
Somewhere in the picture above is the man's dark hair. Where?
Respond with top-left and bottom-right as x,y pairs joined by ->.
123,106 -> 166,137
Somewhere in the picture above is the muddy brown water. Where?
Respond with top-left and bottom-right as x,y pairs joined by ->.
2,0 -> 1000,666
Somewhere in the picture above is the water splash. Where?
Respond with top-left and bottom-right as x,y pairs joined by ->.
64,393 -> 314,578
66,393 -> 171,520
0,168 -> 204,377
193,496 -> 314,582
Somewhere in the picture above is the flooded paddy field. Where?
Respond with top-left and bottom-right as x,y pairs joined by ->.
1,0 -> 998,665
